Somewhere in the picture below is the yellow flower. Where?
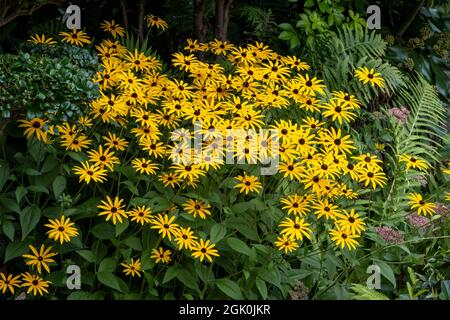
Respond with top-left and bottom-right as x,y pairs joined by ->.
279,217 -> 312,241
146,14 -> 168,30
121,259 -> 142,277
183,199 -> 211,219
399,154 -> 429,171
22,244 -> 57,274
100,20 -> 125,38
329,228 -> 359,250
234,172 -> 262,194
354,66 -> 385,88
191,239 -> 219,263
407,193 -> 436,216
60,29 -> 91,47
73,161 -> 108,184
335,209 -> 366,235
0,273 -> 21,295
151,247 -> 172,263
21,272 -> 51,296
98,196 -> 128,225
28,34 -> 57,45
18,118 -> 48,142
128,206 -> 153,225
274,234 -> 299,254
45,216 -> 79,244
150,214 -> 179,240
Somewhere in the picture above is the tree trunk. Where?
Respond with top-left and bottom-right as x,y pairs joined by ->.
194,0 -> 206,42
137,0 -> 145,42
119,0 -> 128,30
214,0 -> 233,41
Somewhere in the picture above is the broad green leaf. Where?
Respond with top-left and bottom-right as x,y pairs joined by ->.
92,223 -> 115,240
15,186 -> 28,203
255,277 -> 268,299
227,237 -> 251,256
2,219 -> 15,241
374,260 -> 396,288
0,196 -> 21,214
52,176 -> 67,199
5,240 -> 28,262
98,257 -> 117,273
76,250 -> 96,263
210,223 -> 227,243
215,278 -> 243,300
97,272 -> 124,292
20,206 -> 41,239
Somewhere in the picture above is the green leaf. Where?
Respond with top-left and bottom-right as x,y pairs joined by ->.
255,277 -> 268,299
52,176 -> 66,199
92,223 -> 115,240
15,186 -> 28,203
227,237 -> 251,256
215,278 -> 243,300
76,250 -> 96,263
163,266 -> 180,284
210,223 -> 227,243
5,240 -> 28,262
98,257 -> 117,273
24,168 -> 41,176
374,260 -> 396,288
28,185 -> 49,194
2,219 -> 15,241
123,236 -> 142,251
97,272 -> 124,292
177,269 -> 199,291
0,196 -> 21,214
0,163 -> 10,192
20,206 -> 41,240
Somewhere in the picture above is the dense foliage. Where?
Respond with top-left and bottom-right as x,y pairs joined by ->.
0,0 -> 448,301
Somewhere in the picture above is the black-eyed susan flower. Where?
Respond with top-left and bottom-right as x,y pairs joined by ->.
98,196 -> 128,225
354,66 -> 385,88
0,273 -> 21,295
321,100 -> 357,124
146,14 -> 168,30
28,34 -> 57,45
399,154 -> 429,171
22,244 -> 57,274
175,227 -> 198,250
59,29 -> 91,46
131,158 -> 158,175
73,161 -> 108,184
183,199 -> 211,219
128,206 -> 153,225
151,247 -> 172,264
103,132 -> 128,151
45,216 -> 79,244
321,127 -> 356,154
121,258 -> 142,277
407,193 -> 436,216
274,234 -> 299,254
329,228 -> 359,250
150,214 -> 179,240
234,172 -> 262,194
358,168 -> 387,189
18,118 -> 48,142
280,194 -> 310,216
311,199 -> 340,220
21,272 -> 51,296
60,134 -> 92,152
158,172 -> 180,188
100,20 -> 125,38
279,217 -> 312,241
171,163 -> 206,182
88,145 -> 120,171
278,161 -> 303,180
191,239 -> 219,263
335,209 -> 366,235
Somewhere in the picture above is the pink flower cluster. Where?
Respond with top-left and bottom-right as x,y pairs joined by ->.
407,213 -> 431,228
375,226 -> 404,244
387,107 -> 410,124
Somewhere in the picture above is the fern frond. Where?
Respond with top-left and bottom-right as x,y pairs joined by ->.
351,284 -> 389,300
389,75 -> 446,163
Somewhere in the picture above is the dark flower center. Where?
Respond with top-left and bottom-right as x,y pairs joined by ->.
32,121 -> 41,128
